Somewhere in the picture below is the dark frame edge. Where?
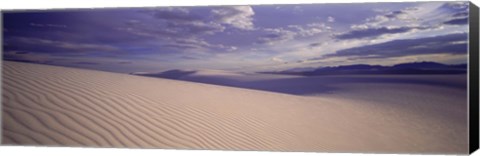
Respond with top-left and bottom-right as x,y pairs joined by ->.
469,1 -> 479,154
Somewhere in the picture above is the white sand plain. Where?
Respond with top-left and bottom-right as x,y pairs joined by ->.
2,61 -> 468,154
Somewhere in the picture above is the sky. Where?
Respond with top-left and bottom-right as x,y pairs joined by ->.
2,1 -> 470,73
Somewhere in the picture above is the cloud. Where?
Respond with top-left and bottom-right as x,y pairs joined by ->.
452,11 -> 468,18
211,6 -> 255,30
125,6 -> 254,53
351,6 -> 421,31
151,7 -> 197,22
141,7 -> 226,36
436,2 -> 469,26
293,6 -> 303,14
443,17 -> 468,25
3,50 -> 64,64
4,37 -> 120,54
3,3 -> 470,72
363,10 -> 418,27
325,33 -> 467,59
383,10 -> 407,19
10,51 -> 30,55
336,2 -> 468,41
257,28 -> 296,45
441,1 -> 469,10
288,23 -> 331,37
257,22 -> 331,45
180,56 -> 200,60
364,15 -> 390,26
122,7 -> 240,53
29,23 -> 67,28
118,61 -> 133,64
442,9 -> 469,25
327,16 -> 335,23
336,5 -> 430,40
148,6 -> 256,32
270,57 -> 284,63
163,37 -> 237,52
165,20 -> 225,35
308,42 -> 323,47
350,24 -> 369,30
334,26 -> 414,40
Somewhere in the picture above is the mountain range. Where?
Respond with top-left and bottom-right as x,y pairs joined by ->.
261,62 -> 467,76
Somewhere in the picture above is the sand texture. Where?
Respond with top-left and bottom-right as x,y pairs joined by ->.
2,61 -> 468,154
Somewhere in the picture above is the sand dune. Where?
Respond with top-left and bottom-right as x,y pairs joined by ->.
2,61 -> 468,154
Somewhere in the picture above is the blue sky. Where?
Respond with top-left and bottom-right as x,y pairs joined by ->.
3,1 -> 469,73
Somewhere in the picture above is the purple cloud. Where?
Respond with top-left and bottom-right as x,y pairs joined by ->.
335,26 -> 413,40
326,33 -> 467,59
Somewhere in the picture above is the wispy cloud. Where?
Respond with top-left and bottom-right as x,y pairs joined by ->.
2,2 -> 470,72
257,22 -> 331,45
256,28 -> 296,45
327,16 -> 335,23
211,6 -> 256,30
29,23 -> 67,28
5,37 -> 120,54
335,26 -> 414,40
325,33 -> 467,59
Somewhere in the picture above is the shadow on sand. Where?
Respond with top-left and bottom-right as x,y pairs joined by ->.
138,71 -> 467,96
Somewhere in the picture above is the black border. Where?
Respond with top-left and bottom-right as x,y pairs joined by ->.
469,1 -> 479,154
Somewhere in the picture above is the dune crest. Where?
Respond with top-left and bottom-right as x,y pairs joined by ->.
2,61 -> 467,154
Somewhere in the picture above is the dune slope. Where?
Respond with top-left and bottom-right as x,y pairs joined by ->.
2,61 -> 467,154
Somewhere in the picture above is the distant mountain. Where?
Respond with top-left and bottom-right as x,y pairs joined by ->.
263,62 -> 467,76
392,62 -> 449,69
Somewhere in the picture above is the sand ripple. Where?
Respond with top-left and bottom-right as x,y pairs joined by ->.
2,61 -> 468,154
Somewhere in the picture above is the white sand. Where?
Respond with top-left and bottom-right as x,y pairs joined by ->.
2,61 -> 468,154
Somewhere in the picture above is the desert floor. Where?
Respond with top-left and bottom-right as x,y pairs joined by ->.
2,61 -> 468,154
